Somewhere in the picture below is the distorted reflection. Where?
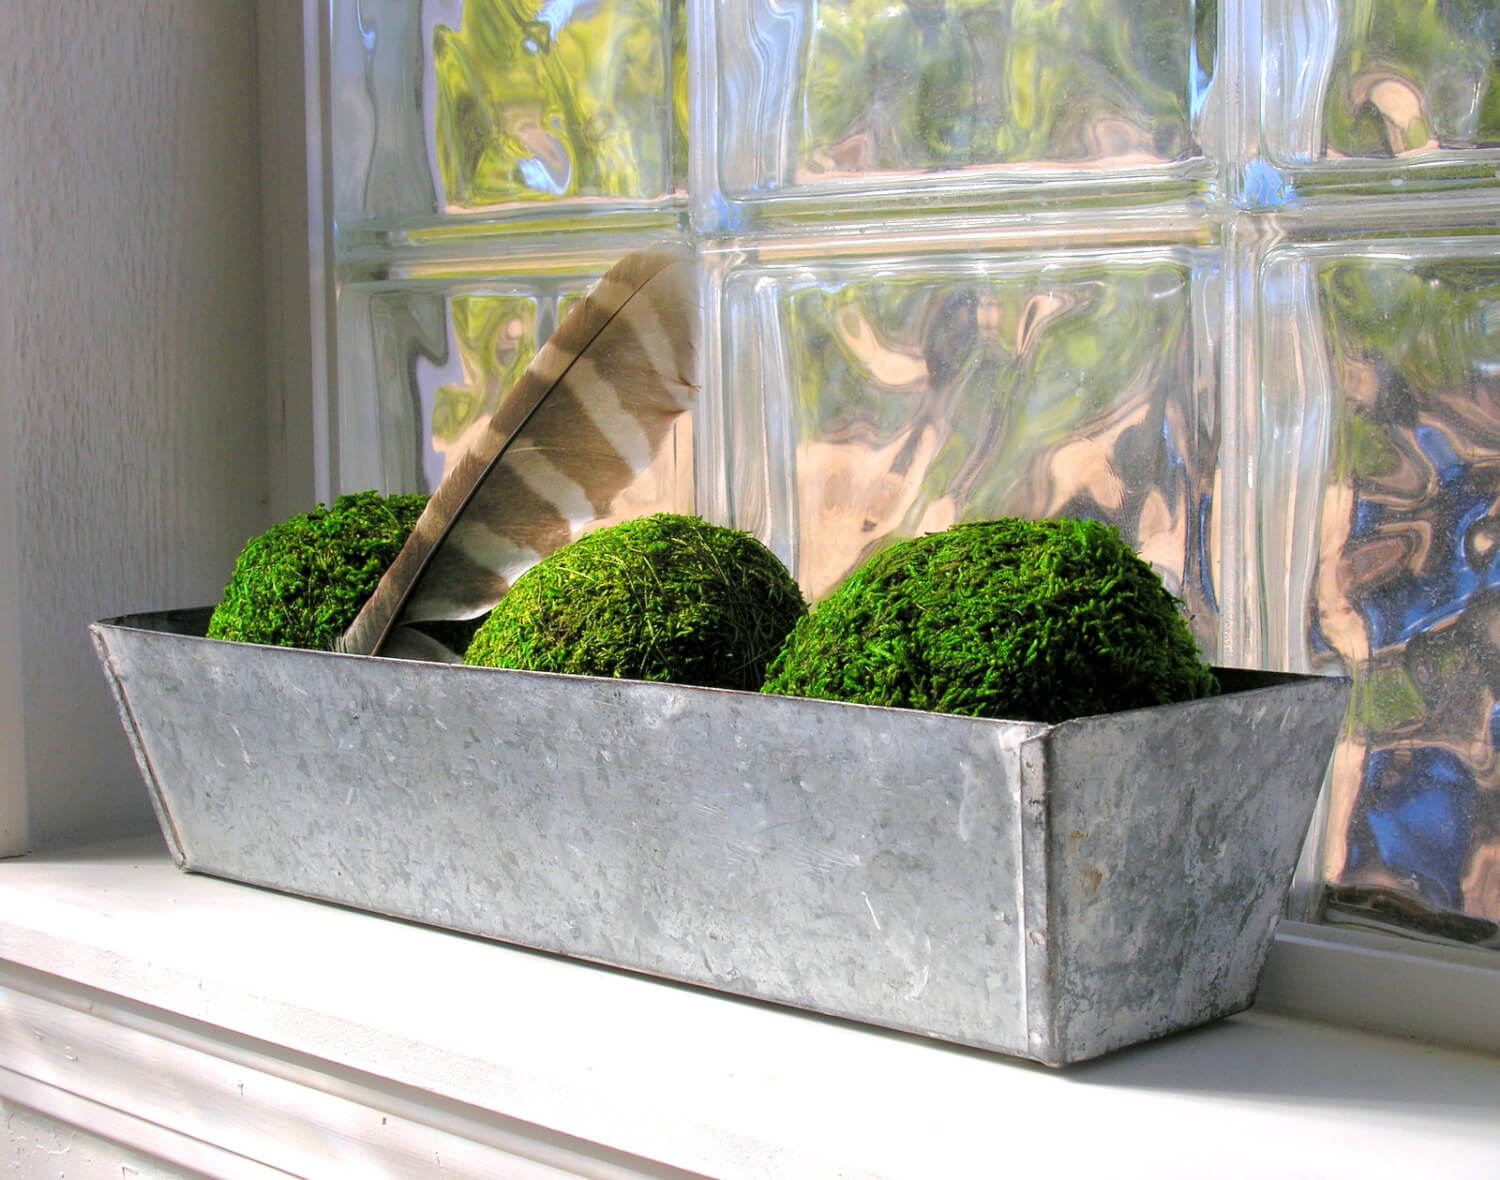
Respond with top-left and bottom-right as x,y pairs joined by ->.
427,294 -> 538,477
410,283 -> 693,528
339,288 -> 451,495
786,0 -> 1203,180
431,0 -> 685,206
735,257 -> 1215,656
1315,0 -> 1500,157
1308,254 -> 1500,937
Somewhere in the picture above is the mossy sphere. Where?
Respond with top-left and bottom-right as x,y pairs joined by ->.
463,513 -> 807,691
761,517 -> 1218,723
206,491 -> 426,650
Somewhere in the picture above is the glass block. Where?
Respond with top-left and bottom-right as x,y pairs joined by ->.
1252,232 -> 1500,941
334,258 -> 697,535
696,0 -> 1218,228
1253,0 -> 1500,202
330,0 -> 688,239
704,236 -> 1223,660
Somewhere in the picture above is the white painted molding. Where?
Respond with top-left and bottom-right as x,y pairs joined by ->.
1,1069 -> 292,1180
1259,920 -> 1500,1056
2,840 -> 1497,1178
1,1092 -> 218,1180
0,961 -> 682,1180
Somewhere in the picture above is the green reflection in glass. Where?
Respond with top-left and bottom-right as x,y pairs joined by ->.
1323,0 -> 1500,156
430,294 -> 537,449
432,0 -> 685,205
776,259 -> 1202,607
797,0 -> 1206,175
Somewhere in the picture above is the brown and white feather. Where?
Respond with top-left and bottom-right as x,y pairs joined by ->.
339,245 -> 700,658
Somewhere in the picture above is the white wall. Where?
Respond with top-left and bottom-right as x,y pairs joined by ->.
0,3 -> 271,851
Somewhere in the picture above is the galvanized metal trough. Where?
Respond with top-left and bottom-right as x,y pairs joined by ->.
92,607 -> 1348,1065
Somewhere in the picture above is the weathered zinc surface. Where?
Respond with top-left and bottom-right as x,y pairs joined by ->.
92,609 -> 1348,1065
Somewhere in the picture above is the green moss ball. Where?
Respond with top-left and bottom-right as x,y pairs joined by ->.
206,491 -> 427,650
463,513 -> 807,691
761,517 -> 1218,723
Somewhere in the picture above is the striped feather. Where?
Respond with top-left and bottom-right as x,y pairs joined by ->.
339,245 -> 699,659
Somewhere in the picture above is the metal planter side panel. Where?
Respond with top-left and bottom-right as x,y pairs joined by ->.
1036,674 -> 1350,1064
91,614 -> 1045,1057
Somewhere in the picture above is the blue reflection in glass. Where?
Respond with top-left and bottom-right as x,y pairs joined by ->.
1196,491 -> 1217,616
1349,747 -> 1475,909
1348,436 -> 1500,648
1416,423 -> 1464,482
537,0 -> 594,38
519,156 -> 569,196
1309,612 -> 1335,657
1240,158 -> 1294,208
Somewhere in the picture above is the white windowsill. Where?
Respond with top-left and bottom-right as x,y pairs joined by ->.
1,837 -> 1497,1179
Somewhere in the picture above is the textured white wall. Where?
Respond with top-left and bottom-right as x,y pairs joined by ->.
0,3 -> 269,851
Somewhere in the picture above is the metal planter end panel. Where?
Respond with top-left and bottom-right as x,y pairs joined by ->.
91,612 -> 1045,1057
1037,673 -> 1350,1063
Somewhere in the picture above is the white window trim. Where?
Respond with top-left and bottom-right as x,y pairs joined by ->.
1259,920 -> 1500,1055
2,838 -> 1498,1178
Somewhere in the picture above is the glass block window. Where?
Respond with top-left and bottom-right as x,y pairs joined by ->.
324,0 -> 1500,949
